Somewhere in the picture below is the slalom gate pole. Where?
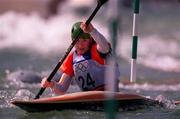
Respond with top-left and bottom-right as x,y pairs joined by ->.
105,0 -> 119,119
130,0 -> 140,83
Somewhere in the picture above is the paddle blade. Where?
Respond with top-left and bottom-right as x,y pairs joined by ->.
97,0 -> 109,6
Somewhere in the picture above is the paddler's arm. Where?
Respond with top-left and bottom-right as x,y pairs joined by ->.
90,28 -> 110,54
41,73 -> 72,95
51,73 -> 72,94
81,22 -> 111,54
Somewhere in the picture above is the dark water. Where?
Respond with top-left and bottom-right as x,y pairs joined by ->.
1,109 -> 179,119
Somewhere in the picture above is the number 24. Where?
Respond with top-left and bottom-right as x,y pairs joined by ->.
78,73 -> 95,90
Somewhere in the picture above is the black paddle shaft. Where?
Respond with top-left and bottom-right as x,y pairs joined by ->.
34,0 -> 109,99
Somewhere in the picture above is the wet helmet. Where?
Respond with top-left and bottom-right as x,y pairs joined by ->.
71,22 -> 91,40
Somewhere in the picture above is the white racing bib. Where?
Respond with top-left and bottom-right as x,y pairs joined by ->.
73,51 -> 120,91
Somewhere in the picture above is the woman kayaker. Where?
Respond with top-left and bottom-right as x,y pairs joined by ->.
41,21 -> 120,94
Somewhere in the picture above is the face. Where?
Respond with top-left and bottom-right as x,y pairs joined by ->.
75,38 -> 92,55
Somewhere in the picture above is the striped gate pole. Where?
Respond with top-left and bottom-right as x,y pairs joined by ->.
130,0 -> 140,83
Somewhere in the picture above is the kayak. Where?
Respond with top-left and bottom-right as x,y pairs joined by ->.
11,91 -> 162,112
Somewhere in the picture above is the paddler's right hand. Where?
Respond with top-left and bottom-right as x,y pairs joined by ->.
41,77 -> 54,88
80,22 -> 94,33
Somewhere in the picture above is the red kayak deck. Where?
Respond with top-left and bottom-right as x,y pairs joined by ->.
11,91 -> 162,112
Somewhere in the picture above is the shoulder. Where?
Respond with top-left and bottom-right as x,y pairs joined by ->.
60,52 -> 74,76
91,43 -> 111,59
91,44 -> 105,64
63,52 -> 73,64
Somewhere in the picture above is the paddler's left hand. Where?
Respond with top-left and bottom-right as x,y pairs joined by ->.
80,22 -> 94,33
41,77 -> 54,88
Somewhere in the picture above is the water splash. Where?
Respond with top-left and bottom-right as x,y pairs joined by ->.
0,11 -> 74,54
12,89 -> 35,101
155,95 -> 176,109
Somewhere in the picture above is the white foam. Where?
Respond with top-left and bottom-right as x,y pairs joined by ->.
0,10 -> 180,72
118,34 -> 180,72
119,83 -> 180,91
0,11 -> 75,54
